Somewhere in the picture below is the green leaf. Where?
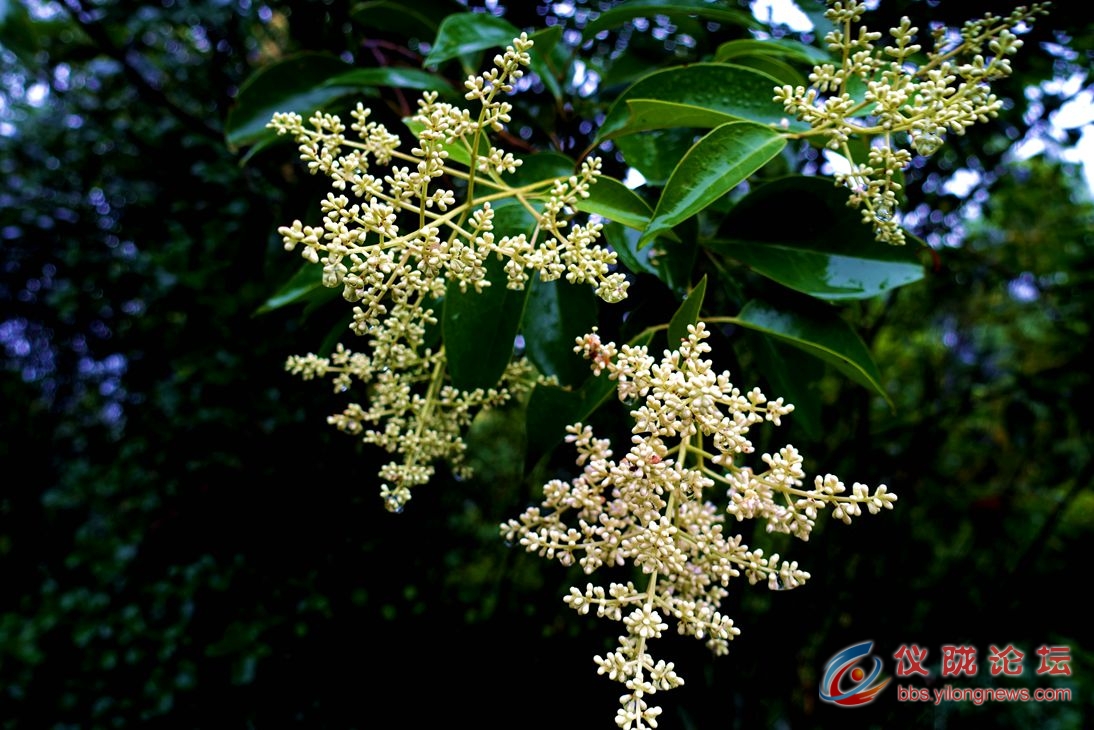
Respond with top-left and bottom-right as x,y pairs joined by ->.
642,121 -> 786,245
322,67 -> 449,94
225,53 -> 354,149
714,38 -> 831,66
574,175 -> 654,230
528,25 -> 565,102
732,300 -> 891,407
598,63 -> 806,142
443,203 -> 534,391
653,219 -> 699,297
600,45 -> 668,90
600,221 -> 695,299
725,55 -> 807,88
506,151 -> 574,188
525,329 -> 656,465
350,1 -> 443,40
423,12 -> 521,67
610,99 -> 742,137
614,129 -> 697,187
254,263 -> 336,315
667,275 -> 707,346
704,176 -> 925,300
584,0 -> 758,37
740,331 -> 822,440
521,278 -> 598,387
523,387 -> 584,470
603,221 -> 660,278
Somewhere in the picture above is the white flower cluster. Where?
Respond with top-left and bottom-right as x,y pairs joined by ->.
502,322 -> 896,728
268,34 -> 627,314
271,35 -> 629,511
774,1 -> 1049,244
287,334 -> 537,513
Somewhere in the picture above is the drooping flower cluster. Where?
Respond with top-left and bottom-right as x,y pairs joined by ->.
286,327 -> 538,513
502,322 -> 896,728
270,35 -> 628,512
774,1 -> 1049,244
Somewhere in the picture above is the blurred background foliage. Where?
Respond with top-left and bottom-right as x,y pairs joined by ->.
0,0 -> 1091,727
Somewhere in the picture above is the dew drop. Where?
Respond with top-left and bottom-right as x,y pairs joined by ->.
913,132 -> 943,157
874,203 -> 894,222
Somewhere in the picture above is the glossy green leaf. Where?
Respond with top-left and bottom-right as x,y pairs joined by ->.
443,203 -> 533,391
610,99 -> 741,137
667,275 -> 707,346
603,222 -> 660,278
705,176 -> 925,300
528,25 -> 565,102
600,45 -> 667,90
732,299 -> 890,406
506,151 -> 574,188
521,278 -> 598,387
653,219 -> 700,297
423,12 -> 521,67
525,329 -> 656,465
238,134 -> 296,166
225,53 -> 353,149
323,67 -> 448,94
350,1 -> 443,40
642,121 -> 786,245
574,175 -> 654,230
714,38 -> 831,66
739,331 -> 822,440
523,387 -> 584,470
254,263 -> 334,315
726,55 -> 807,88
584,0 -> 757,36
598,63 -> 805,142
615,128 -> 696,187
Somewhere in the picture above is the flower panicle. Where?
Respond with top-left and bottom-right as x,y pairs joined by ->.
773,1 -> 1050,244
269,35 -> 628,511
502,321 -> 896,726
